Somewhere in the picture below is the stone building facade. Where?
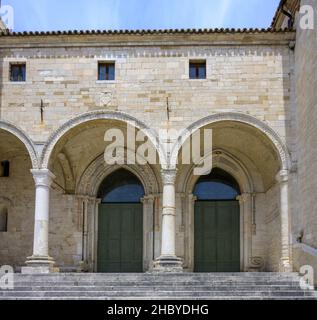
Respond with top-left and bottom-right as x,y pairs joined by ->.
0,0 -> 316,277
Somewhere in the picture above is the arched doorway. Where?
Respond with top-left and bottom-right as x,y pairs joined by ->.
97,169 -> 145,273
194,168 -> 241,272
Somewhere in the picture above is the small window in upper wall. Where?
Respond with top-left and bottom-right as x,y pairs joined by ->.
98,62 -> 115,81
0,161 -> 10,177
10,63 -> 26,82
189,60 -> 206,79
0,207 -> 8,232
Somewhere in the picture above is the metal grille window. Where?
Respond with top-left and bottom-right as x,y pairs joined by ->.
98,62 -> 115,81
10,63 -> 26,82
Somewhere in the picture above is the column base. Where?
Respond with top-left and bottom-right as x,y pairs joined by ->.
279,258 -> 292,272
152,255 -> 183,273
21,256 -> 58,274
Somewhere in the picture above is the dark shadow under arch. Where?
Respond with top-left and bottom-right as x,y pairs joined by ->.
98,169 -> 145,203
193,168 -> 241,201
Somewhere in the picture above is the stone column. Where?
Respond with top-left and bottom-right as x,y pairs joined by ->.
141,195 -> 155,271
153,169 -> 182,272
23,169 -> 56,273
187,193 -> 197,272
276,170 -> 292,272
237,193 -> 249,271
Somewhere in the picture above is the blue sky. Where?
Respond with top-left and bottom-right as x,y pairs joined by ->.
2,0 -> 280,31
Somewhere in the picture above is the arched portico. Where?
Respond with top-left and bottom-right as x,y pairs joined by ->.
40,110 -> 166,169
0,120 -> 39,169
171,113 -> 292,272
23,111 -> 163,272
170,112 -> 291,170
0,122 -> 39,270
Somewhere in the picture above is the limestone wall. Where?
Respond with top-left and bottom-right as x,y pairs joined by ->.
265,183 -> 281,271
294,0 -> 317,274
0,35 -> 294,146
0,155 -> 34,269
0,31 -> 298,271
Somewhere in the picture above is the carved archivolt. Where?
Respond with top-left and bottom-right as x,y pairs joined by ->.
0,120 -> 39,169
170,112 -> 291,171
76,152 -> 160,197
180,149 -> 255,194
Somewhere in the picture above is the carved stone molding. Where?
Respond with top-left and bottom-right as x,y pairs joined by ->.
57,152 -> 75,193
236,193 -> 251,204
0,120 -> 39,169
161,169 -> 177,185
249,256 -> 265,271
170,112 -> 291,171
31,169 -> 55,188
76,153 -> 160,197
99,91 -> 113,107
182,149 -> 254,195
276,169 -> 289,183
41,110 -> 166,169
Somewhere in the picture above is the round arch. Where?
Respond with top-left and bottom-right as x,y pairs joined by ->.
0,120 -> 39,169
40,110 -> 166,169
170,112 -> 291,171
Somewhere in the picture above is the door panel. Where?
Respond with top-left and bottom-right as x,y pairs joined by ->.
97,203 -> 143,273
195,201 -> 240,272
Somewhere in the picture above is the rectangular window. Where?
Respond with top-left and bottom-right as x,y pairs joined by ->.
10,63 -> 26,82
0,161 -> 10,177
0,208 -> 8,232
98,62 -> 115,81
189,60 -> 206,79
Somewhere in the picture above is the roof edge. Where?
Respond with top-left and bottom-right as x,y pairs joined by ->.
0,27 -> 295,37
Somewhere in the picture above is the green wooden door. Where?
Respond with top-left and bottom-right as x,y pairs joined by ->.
97,203 -> 143,273
194,201 -> 240,272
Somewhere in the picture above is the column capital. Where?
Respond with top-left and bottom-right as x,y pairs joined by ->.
188,193 -> 198,202
141,195 -> 155,204
31,169 -> 55,187
236,193 -> 251,204
161,169 -> 177,185
276,169 -> 289,183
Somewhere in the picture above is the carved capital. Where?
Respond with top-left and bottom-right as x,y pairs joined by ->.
31,169 -> 55,188
236,193 -> 251,204
141,195 -> 155,204
188,193 -> 197,203
161,169 -> 177,185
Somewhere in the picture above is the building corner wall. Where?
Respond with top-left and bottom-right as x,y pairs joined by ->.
294,0 -> 317,283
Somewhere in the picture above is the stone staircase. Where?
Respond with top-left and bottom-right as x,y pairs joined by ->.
0,273 -> 316,300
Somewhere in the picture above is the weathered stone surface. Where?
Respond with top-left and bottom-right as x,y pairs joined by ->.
0,4 -> 315,280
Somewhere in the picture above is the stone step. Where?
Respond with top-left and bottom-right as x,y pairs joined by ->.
9,280 -> 302,285
12,276 -> 301,281
0,290 -> 316,298
3,285 -> 306,291
1,273 -> 315,300
8,283 -> 303,291
11,276 -> 302,282
13,273 -> 301,279
2,296 -> 317,301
